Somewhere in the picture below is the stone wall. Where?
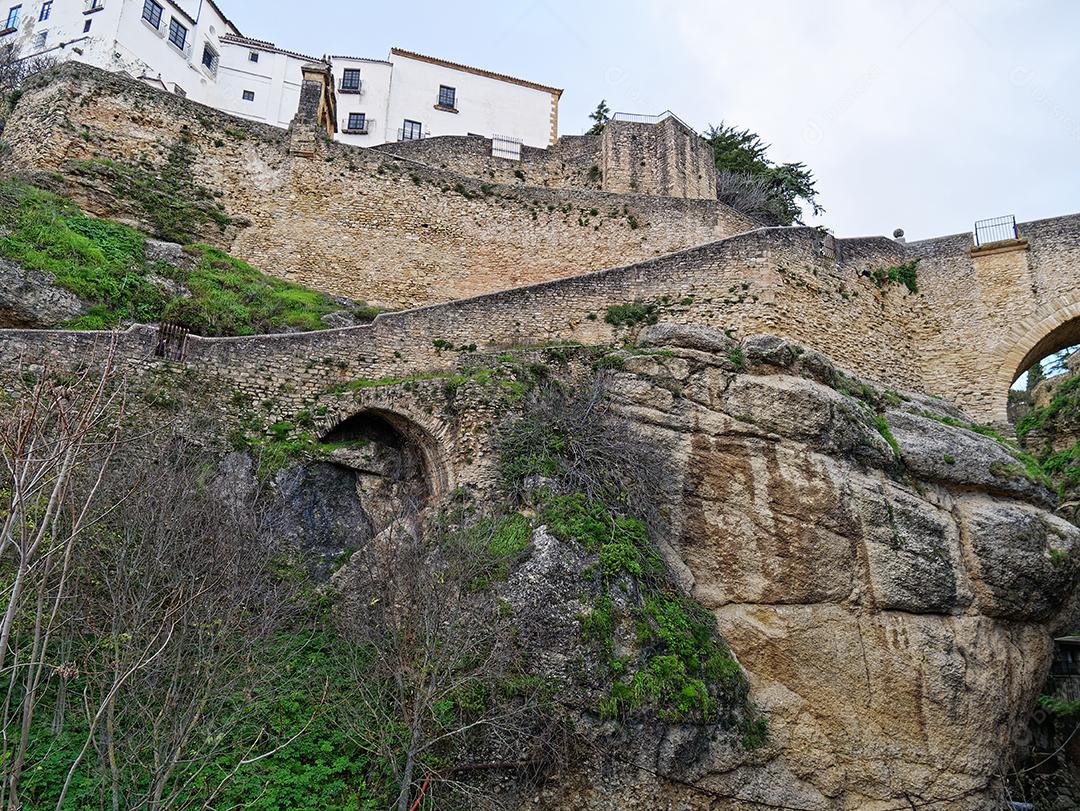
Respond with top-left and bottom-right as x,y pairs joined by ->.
376,133 -> 602,192
600,117 -> 717,200
377,117 -> 718,202
2,64 -> 748,311
0,226 -> 934,431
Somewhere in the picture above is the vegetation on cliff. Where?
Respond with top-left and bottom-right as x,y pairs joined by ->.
0,178 -> 377,334
1017,372 -> 1080,506
704,122 -> 822,226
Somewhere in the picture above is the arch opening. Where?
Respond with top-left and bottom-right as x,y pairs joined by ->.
321,408 -> 448,531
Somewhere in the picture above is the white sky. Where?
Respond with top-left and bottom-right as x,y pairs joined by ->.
222,0 -> 1079,240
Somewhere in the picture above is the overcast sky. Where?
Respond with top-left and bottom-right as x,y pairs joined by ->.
223,0 -> 1079,240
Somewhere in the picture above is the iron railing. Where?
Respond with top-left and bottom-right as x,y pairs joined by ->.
974,215 -> 1018,246
397,127 -> 428,142
491,134 -> 522,161
611,110 -> 696,134
154,322 -> 189,362
338,79 -> 362,94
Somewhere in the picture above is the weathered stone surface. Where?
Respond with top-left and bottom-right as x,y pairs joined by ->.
272,461 -> 374,580
958,495 -> 1080,621
0,257 -> 88,327
577,338 -> 1079,810
888,409 -> 1054,507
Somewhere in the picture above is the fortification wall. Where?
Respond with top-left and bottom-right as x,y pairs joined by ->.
601,118 -> 717,200
376,134 -> 602,191
0,226 -> 936,428
2,65 -> 749,311
377,119 -> 718,202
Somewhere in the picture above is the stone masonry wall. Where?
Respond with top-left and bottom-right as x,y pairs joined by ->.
2,64 -> 748,310
378,119 -> 718,202
600,118 -> 718,200
376,133 -> 602,192
0,226 -> 936,430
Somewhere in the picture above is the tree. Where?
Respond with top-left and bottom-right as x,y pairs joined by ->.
705,122 -> 823,226
0,355 -> 315,810
337,500 -> 557,811
587,99 -> 610,135
0,39 -> 55,125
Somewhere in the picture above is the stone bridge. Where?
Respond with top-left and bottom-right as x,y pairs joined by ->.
1,213 -> 1079,426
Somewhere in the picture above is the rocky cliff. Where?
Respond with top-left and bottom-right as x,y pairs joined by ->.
209,327 -> 1077,810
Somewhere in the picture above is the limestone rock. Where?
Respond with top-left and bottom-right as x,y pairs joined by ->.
0,256 -> 89,327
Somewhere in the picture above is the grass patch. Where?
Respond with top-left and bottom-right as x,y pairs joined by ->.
605,301 -> 659,327
0,178 -> 366,336
870,260 -> 919,294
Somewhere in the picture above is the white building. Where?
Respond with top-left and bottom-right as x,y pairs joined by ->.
216,34 -> 324,128
7,0 -> 240,104
331,48 -> 560,149
5,0 -> 562,148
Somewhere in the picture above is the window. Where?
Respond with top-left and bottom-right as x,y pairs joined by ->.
437,85 -> 456,109
200,44 -> 218,74
340,68 -> 361,91
141,0 -> 162,29
38,0 -> 50,21
346,113 -> 366,132
32,28 -> 45,47
167,17 -> 186,51
82,18 -> 91,31
401,119 -> 423,141
4,5 -> 20,29
248,50 -> 258,62
242,90 -> 254,102
85,0 -> 103,10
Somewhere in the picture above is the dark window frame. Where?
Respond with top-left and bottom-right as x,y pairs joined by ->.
242,89 -> 255,102
167,17 -> 187,51
200,44 -> 218,73
346,112 -> 366,132
248,50 -> 258,62
437,85 -> 456,109
340,68 -> 361,91
82,18 -> 91,31
38,0 -> 50,21
141,0 -> 162,28
5,5 -> 20,29
401,119 -> 423,140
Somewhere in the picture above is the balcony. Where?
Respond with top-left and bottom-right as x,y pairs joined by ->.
83,0 -> 105,14
338,80 -> 362,95
397,128 -> 428,142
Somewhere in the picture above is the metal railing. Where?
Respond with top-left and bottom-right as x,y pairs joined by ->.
397,128 -> 428,142
611,110 -> 696,134
491,134 -> 522,161
974,215 -> 1018,246
338,79 -> 362,94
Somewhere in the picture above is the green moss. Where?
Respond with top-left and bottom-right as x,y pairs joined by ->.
0,179 -> 358,336
604,301 -> 659,327
541,493 -> 748,725
72,138 -> 233,243
870,260 -> 919,294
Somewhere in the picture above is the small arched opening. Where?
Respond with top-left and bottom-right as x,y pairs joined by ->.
320,408 -> 448,530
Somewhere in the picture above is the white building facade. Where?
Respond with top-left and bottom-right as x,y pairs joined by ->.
6,0 -> 562,150
331,48 -> 560,149
7,0 -> 240,104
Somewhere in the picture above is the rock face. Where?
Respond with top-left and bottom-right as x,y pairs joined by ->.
0,257 -> 89,327
526,329 -> 1079,810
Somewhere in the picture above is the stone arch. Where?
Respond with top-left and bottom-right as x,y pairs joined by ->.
996,302 -> 1080,393
320,406 -> 452,507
